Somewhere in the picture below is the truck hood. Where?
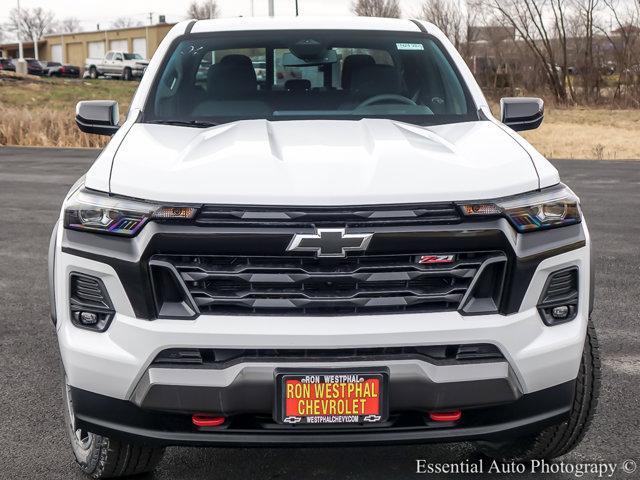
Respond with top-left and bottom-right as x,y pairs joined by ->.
105,119 -> 543,205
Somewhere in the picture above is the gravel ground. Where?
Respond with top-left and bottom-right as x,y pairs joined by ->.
0,147 -> 638,479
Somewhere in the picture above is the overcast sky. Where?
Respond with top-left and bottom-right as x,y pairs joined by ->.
0,0 -> 427,31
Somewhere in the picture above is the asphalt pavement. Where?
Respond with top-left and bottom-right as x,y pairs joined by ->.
0,147 -> 638,479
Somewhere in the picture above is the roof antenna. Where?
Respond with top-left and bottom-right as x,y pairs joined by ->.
295,0 -> 299,16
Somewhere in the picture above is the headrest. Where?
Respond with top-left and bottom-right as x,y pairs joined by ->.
341,54 -> 375,90
285,79 -> 311,92
349,64 -> 402,98
220,54 -> 255,70
207,55 -> 257,99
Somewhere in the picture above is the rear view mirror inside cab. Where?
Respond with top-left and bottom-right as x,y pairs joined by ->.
284,39 -> 338,67
290,39 -> 326,58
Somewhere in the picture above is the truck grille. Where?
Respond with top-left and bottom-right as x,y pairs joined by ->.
150,252 -> 505,316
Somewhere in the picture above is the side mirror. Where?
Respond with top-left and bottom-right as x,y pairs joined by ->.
76,100 -> 119,136
500,97 -> 544,132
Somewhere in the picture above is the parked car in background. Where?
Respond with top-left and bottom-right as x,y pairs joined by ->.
17,58 -> 45,75
0,58 -> 16,71
41,61 -> 81,78
85,51 -> 149,80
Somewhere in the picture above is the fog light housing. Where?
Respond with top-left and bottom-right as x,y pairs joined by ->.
537,268 -> 579,326
69,273 -> 115,332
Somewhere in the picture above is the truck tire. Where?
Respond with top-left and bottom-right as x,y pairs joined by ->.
62,376 -> 164,478
122,68 -> 132,81
476,319 -> 601,461
89,66 -> 98,79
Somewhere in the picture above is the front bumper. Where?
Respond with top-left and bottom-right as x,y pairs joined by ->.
53,217 -> 591,445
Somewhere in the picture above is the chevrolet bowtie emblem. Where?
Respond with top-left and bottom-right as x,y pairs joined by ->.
363,414 -> 382,423
286,228 -> 373,258
283,416 -> 302,424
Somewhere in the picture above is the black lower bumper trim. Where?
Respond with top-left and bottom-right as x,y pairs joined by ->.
72,381 -> 574,447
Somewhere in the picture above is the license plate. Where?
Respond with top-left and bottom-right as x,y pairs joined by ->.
275,369 -> 388,425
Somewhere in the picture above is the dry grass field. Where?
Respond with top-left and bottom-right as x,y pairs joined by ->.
520,108 -> 640,160
1,73 -> 639,159
0,74 -> 136,148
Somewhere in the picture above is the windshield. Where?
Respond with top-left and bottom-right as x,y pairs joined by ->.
124,53 -> 143,60
144,30 -> 477,127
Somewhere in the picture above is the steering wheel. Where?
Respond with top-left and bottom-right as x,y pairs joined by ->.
356,94 -> 418,109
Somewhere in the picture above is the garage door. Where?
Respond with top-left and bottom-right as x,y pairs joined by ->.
132,38 -> 147,59
88,41 -> 105,59
51,44 -> 63,63
66,43 -> 83,68
110,39 -> 128,52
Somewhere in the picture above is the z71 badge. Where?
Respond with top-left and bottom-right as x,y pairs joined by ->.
418,255 -> 456,264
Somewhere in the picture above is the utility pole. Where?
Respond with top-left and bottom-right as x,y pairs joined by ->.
295,0 -> 299,16
16,0 -> 27,74
210,0 -> 215,19
148,12 -> 153,25
250,0 -> 255,17
268,0 -> 275,17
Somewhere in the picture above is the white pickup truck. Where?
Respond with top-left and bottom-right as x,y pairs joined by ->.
55,16 -> 598,479
85,50 -> 149,80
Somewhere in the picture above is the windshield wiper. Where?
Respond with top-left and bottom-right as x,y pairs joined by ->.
149,119 -> 219,128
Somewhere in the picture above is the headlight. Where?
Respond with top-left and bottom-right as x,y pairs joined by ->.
459,184 -> 581,233
64,188 -> 197,237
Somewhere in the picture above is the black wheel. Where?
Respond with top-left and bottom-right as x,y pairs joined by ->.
62,376 -> 164,478
122,68 -> 132,81
89,67 -> 98,79
476,319 -> 601,461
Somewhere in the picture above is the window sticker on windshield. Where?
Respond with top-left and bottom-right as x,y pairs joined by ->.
396,43 -> 424,51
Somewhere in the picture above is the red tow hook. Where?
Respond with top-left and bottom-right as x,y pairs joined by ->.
192,414 -> 226,427
429,410 -> 462,422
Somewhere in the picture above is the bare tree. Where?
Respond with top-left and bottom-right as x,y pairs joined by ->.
572,0 -> 602,101
419,0 -> 466,49
187,1 -> 220,20
352,0 -> 401,18
110,17 -> 142,29
599,0 -> 640,102
8,6 -> 55,41
56,17 -> 83,34
481,0 -> 572,103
